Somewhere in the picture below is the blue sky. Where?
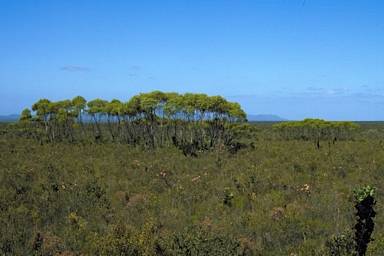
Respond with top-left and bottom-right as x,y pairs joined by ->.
1,0 -> 384,120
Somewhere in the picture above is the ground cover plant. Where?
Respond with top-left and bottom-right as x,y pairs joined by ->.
1,95 -> 384,255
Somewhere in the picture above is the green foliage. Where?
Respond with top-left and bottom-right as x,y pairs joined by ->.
19,108 -> 32,122
273,118 -> 360,141
1,121 -> 384,255
159,224 -> 258,255
354,185 -> 375,203
354,185 -> 376,256
17,91 -> 248,151
224,187 -> 234,206
321,230 -> 357,256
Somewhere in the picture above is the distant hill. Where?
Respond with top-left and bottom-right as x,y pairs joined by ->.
0,114 -> 20,123
247,114 -> 287,121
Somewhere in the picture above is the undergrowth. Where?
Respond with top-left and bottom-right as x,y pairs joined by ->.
0,123 -> 383,255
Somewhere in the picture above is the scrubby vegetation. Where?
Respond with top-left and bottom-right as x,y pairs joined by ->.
1,93 -> 383,255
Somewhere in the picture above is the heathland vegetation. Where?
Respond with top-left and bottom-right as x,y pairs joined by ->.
0,91 -> 382,255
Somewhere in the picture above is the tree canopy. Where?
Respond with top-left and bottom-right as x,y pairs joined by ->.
273,118 -> 360,141
14,91 -> 250,153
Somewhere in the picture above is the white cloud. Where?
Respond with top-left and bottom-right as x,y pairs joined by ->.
326,87 -> 349,95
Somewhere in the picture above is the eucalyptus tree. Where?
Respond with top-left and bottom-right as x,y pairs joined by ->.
138,91 -> 170,148
15,91 -> 249,150
339,121 -> 360,140
163,92 -> 202,154
141,91 -> 168,119
205,95 -> 230,147
120,95 -> 144,146
104,99 -> 124,142
31,99 -> 75,141
163,92 -> 182,120
188,93 -> 211,149
16,108 -> 33,134
72,96 -> 87,120
227,102 -> 247,123
86,98 -> 108,139
163,92 -> 185,146
221,102 -> 247,145
175,93 -> 196,146
32,98 -> 52,137
162,92 -> 181,143
72,96 -> 87,137
207,95 -> 228,119
273,119 -> 360,141
55,99 -> 75,140
46,101 -> 60,140
19,108 -> 32,122
148,91 -> 174,147
164,93 -> 199,151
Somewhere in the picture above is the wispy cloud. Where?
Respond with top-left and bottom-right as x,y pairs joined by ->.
127,65 -> 141,76
326,87 -> 349,95
60,66 -> 91,72
130,65 -> 141,71
361,84 -> 372,91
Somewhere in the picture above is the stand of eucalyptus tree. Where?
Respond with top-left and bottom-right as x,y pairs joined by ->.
13,91 -> 250,154
272,118 -> 360,141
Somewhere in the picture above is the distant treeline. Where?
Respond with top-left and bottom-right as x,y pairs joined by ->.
10,91 -> 255,153
273,118 -> 360,141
